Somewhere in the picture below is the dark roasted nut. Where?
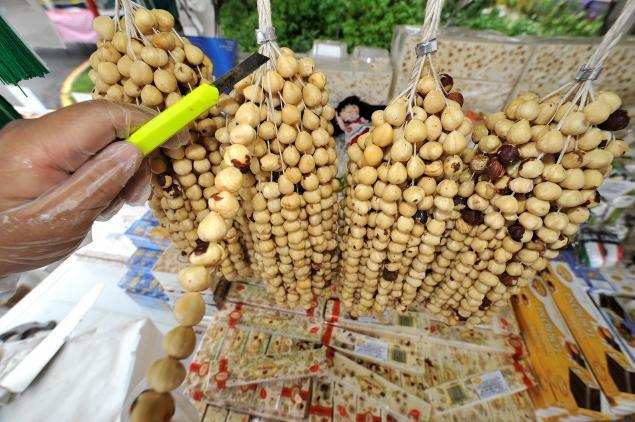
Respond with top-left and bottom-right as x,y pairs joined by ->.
446,91 -> 464,106
439,73 -> 453,93
497,144 -> 520,166
382,269 -> 398,281
461,208 -> 484,225
166,184 -> 183,197
507,223 -> 525,242
484,158 -> 505,181
455,310 -> 468,322
499,272 -> 517,287
479,296 -> 492,310
193,240 -> 209,254
414,210 -> 428,223
470,154 -> 488,173
156,174 -> 172,188
598,109 -> 630,131
453,196 -> 468,206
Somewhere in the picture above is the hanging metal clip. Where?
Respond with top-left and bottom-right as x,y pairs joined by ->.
415,38 -> 438,56
575,65 -> 603,81
256,27 -> 277,44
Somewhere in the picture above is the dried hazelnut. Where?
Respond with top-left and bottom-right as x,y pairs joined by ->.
470,154 -> 489,173
537,129 -> 564,154
439,73 -> 453,93
509,177 -> 533,194
382,268 -> 398,281
443,155 -> 464,178
499,273 -> 517,287
484,158 -> 505,181
498,144 -> 520,166
598,109 -> 630,131
561,151 -> 584,169
518,158 -> 544,179
507,120 -> 532,145
582,149 -> 613,169
605,140 -> 629,158
484,212 -> 505,229
461,209 -> 484,225
446,91 -> 464,106
494,195 -> 518,214
534,182 -> 562,201
550,234 -> 569,250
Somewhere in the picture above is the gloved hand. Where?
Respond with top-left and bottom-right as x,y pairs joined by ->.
0,100 -> 182,277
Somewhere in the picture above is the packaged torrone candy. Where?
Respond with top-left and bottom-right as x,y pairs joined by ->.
546,265 -> 635,414
330,353 -> 432,422
513,276 -> 611,419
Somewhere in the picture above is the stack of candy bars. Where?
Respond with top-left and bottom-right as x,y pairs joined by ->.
185,297 -> 534,421
513,262 -> 635,418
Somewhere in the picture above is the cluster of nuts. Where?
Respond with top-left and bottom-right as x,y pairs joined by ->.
91,7 -> 255,276
90,8 -> 212,108
340,71 -> 473,316
421,88 -> 629,326
225,46 -> 340,308
134,165 -> 243,421
91,6 -> 253,420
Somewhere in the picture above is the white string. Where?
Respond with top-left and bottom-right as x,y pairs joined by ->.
585,0 -> 635,71
542,0 -> 635,104
393,0 -> 444,108
541,0 -> 635,164
257,0 -> 273,31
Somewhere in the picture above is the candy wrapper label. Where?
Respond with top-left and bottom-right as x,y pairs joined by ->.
354,337 -> 388,362
470,370 -> 510,400
206,348 -> 328,389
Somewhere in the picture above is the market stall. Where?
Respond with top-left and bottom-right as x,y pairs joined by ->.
1,0 -> 635,421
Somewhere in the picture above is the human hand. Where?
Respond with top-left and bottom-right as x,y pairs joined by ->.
0,100 -> 164,277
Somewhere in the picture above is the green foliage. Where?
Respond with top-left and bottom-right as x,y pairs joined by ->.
70,67 -> 95,94
219,0 -> 425,52
444,0 -> 604,37
218,0 -> 604,53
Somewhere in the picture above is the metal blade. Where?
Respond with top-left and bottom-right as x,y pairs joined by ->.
214,52 -> 269,94
0,284 -> 103,393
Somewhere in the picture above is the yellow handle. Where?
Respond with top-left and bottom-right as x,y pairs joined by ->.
128,84 -> 220,156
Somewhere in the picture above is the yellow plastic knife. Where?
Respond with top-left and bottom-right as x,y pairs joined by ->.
128,52 -> 269,156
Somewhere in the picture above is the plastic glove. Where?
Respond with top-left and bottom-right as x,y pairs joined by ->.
0,100 -> 185,277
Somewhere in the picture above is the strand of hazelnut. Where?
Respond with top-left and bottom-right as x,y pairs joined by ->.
131,160 -> 244,421
225,32 -> 340,306
93,5 -> 242,419
92,4 -> 211,109
339,65 -> 472,315
421,85 -> 628,325
422,0 -> 634,325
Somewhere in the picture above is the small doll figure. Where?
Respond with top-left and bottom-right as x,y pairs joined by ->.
334,96 -> 384,145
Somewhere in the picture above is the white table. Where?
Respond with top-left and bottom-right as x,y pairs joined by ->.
0,254 -> 175,336
0,204 -> 175,335
0,211 -> 190,421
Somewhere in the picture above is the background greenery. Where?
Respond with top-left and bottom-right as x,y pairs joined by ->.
218,0 -> 606,52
